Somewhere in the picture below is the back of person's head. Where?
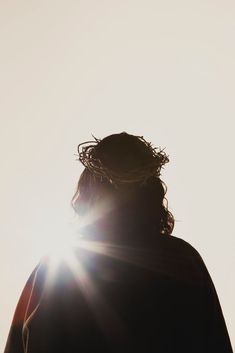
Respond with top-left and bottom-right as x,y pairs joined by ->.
71,132 -> 174,242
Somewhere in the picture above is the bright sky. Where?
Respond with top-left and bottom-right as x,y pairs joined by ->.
0,0 -> 234,350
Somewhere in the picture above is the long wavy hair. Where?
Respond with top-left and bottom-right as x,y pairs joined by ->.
71,132 -> 174,240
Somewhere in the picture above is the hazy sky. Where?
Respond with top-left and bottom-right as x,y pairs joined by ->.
1,0 -> 234,350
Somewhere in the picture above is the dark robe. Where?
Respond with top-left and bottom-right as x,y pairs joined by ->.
4,233 -> 233,353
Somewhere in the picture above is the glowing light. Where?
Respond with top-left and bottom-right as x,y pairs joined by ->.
75,195 -> 116,231
42,197 -> 116,286
43,232 -> 78,287
41,234 -> 127,344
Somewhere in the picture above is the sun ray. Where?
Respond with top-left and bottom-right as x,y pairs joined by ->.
45,242 -> 129,346
75,238 -> 199,283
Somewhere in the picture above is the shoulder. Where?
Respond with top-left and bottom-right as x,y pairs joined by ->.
171,235 -> 213,277
166,234 -> 205,260
154,234 -> 210,285
167,234 -> 208,267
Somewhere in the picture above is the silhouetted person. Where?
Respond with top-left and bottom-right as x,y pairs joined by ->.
4,132 -> 233,352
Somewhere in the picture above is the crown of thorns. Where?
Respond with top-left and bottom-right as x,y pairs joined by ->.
74,134 -> 169,188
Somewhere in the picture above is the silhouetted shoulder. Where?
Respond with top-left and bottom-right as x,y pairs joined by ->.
168,234 -> 204,258
172,234 -> 199,249
167,235 -> 209,274
141,233 -> 211,286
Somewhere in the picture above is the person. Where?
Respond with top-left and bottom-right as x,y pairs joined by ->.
4,132 -> 233,353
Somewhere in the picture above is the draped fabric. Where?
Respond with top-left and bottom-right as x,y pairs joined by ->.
4,234 -> 233,353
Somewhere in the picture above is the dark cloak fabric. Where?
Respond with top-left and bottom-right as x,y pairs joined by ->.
4,234 -> 233,353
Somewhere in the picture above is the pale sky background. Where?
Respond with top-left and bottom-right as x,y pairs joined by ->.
0,0 -> 235,351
